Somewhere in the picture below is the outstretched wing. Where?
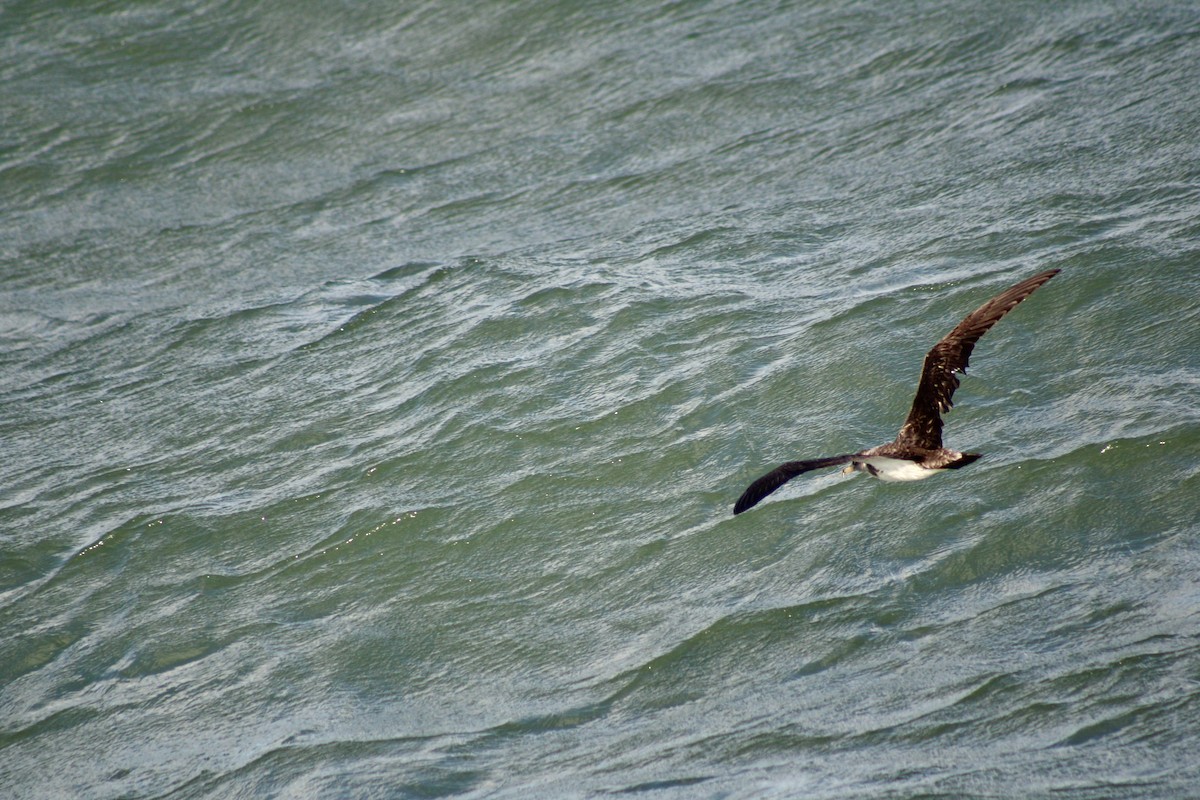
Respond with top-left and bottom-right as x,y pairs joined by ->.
895,268 -> 1059,450
733,454 -> 857,514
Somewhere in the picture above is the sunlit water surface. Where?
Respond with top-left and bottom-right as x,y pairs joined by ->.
3,2 -> 1199,798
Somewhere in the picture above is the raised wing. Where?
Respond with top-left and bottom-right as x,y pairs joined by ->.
733,454 -> 857,514
895,268 -> 1059,450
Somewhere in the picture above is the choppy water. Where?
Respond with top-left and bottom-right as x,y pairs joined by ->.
3,1 -> 1200,798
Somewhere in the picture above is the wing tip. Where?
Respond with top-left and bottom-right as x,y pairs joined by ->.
732,494 -> 756,515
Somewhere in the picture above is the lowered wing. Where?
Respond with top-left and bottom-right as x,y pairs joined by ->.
733,454 -> 857,514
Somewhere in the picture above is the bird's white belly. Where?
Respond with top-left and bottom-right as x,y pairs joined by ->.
861,456 -> 935,482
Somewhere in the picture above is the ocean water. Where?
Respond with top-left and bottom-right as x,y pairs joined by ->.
2,1 -> 1199,798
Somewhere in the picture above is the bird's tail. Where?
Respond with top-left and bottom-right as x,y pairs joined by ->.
944,452 -> 982,469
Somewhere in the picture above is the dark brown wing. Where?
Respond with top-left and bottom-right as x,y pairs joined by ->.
895,269 -> 1059,449
733,454 -> 857,514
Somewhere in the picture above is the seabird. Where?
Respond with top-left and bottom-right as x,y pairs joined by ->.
733,268 -> 1059,515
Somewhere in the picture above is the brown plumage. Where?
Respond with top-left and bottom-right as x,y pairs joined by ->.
733,269 -> 1059,515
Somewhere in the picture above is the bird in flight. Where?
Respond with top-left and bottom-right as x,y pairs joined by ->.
733,269 -> 1060,515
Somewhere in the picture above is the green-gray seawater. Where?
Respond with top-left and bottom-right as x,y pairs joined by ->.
3,2 -> 1199,797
